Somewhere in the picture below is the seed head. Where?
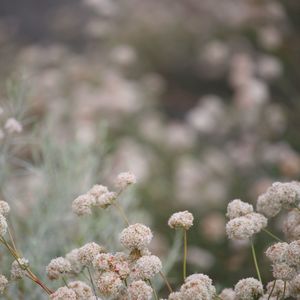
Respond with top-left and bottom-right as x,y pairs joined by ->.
11,258 -> 29,280
78,242 -> 105,266
265,242 -> 289,263
95,271 -> 123,297
50,286 -> 77,300
0,274 -> 8,294
234,278 -> 263,300
72,194 -> 94,216
168,211 -> 194,230
0,214 -> 7,236
68,281 -> 93,299
272,262 -> 296,280
226,199 -> 253,220
120,223 -> 153,250
127,280 -> 152,300
46,257 -> 71,280
0,201 -> 10,216
115,172 -> 137,190
131,255 -> 162,280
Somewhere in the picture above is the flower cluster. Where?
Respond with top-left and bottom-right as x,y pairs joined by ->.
226,199 -> 267,240
72,171 -> 136,216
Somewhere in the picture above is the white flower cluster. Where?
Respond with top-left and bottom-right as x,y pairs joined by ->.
0,200 -> 9,237
72,171 -> 136,216
257,181 -> 300,217
168,210 -> 194,230
226,199 -> 267,240
219,181 -> 300,300
165,273 -> 216,300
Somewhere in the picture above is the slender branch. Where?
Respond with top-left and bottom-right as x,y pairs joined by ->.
0,237 -> 53,295
268,280 -> 276,300
183,229 -> 187,281
159,271 -> 173,293
148,279 -> 159,300
87,267 -> 98,300
112,202 -> 130,226
282,281 -> 286,300
262,229 -> 283,242
251,239 -> 262,284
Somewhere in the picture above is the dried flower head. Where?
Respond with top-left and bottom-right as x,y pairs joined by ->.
115,171 -> 137,190
68,281 -> 93,299
272,262 -> 296,280
95,271 -> 123,297
290,274 -> 300,297
46,257 -> 72,280
168,211 -> 194,230
78,242 -> 105,266
5,118 -> 23,133
93,252 -> 130,279
180,276 -> 216,300
167,292 -> 183,300
265,242 -> 289,263
226,199 -> 253,220
266,280 -> 291,298
0,201 -> 10,216
0,274 -> 8,294
11,258 -> 29,280
96,192 -> 117,208
283,210 -> 300,241
120,223 -> 153,250
256,182 -> 300,217
286,240 -> 300,266
131,255 -> 162,280
226,213 -> 267,240
72,194 -> 94,216
219,288 -> 235,300
65,248 -> 82,274
88,184 -> 109,201
50,286 -> 77,300
234,278 -> 263,300
127,280 -> 152,300
0,214 -> 7,236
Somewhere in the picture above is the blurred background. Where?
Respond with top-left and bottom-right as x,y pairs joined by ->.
0,0 -> 300,298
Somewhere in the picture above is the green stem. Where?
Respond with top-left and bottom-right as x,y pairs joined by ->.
183,229 -> 187,281
251,239 -> 262,284
262,229 -> 283,242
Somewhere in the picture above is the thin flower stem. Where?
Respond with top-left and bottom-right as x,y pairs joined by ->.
262,229 -> 283,242
183,229 -> 187,281
251,239 -> 262,284
7,223 -> 18,255
112,202 -> 130,226
282,281 -> 286,300
62,277 -> 69,287
268,280 -> 276,300
148,279 -> 159,300
159,271 -> 173,293
87,267 -> 98,300
0,237 -> 53,295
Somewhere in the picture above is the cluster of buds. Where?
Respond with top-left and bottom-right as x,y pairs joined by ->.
256,182 -> 300,218
226,199 -> 267,240
72,171 -> 136,216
